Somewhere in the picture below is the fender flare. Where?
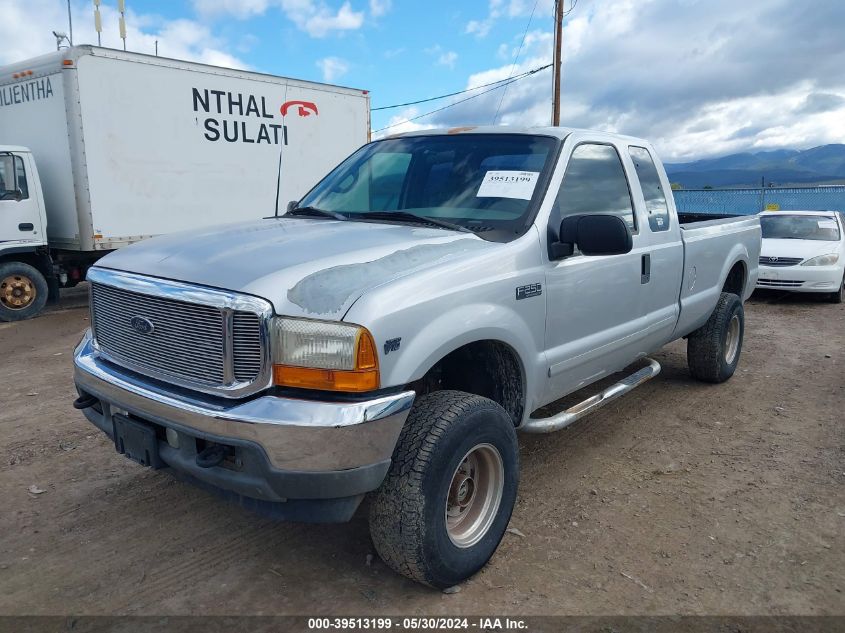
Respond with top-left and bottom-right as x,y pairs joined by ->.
382,302 -> 545,417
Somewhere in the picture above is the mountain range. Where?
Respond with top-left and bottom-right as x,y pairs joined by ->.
665,144 -> 845,189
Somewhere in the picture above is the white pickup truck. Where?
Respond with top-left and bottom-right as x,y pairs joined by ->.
73,127 -> 760,588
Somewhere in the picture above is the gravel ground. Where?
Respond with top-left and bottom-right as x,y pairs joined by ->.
0,288 -> 842,615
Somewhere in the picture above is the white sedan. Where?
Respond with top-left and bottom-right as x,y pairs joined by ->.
756,210 -> 845,303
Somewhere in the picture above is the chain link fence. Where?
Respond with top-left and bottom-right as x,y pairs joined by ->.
672,185 -> 845,216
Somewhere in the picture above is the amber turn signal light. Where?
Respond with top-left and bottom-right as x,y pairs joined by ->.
273,327 -> 380,392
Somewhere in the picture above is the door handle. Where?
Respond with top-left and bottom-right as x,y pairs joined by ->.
641,253 -> 651,284
18,223 -> 34,232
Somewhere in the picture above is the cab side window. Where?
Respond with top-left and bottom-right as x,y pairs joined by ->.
0,155 -> 29,200
15,156 -> 29,199
551,144 -> 635,233
629,146 -> 669,232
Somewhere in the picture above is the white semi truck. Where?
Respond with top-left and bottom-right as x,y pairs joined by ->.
0,46 -> 370,320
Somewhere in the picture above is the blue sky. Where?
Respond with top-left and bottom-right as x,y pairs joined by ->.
3,0 -> 845,160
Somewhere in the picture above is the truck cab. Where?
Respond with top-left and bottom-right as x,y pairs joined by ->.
0,146 -> 52,319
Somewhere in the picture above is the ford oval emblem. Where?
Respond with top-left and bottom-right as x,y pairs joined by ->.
130,315 -> 155,335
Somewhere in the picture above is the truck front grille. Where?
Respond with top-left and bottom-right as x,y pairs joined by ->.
90,281 -> 267,393
232,312 -> 263,381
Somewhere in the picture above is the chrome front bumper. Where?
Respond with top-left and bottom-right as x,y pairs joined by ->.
74,329 -> 414,478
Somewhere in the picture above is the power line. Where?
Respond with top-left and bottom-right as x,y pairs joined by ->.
372,63 -> 552,135
371,65 -> 550,112
493,0 -> 540,124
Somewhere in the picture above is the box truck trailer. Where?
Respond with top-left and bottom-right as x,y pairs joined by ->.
0,45 -> 370,321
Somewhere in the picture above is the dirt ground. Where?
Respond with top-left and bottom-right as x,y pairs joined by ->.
0,287 -> 843,616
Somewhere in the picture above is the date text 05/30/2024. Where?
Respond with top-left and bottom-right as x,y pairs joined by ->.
307,617 -> 529,630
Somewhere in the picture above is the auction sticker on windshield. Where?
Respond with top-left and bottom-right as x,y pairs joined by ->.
476,170 -> 539,200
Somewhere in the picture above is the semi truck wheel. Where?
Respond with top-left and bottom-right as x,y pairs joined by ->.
687,291 -> 744,383
369,390 -> 519,589
0,262 -> 48,322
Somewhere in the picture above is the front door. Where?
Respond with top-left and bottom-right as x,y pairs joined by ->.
0,153 -> 42,245
542,142 -> 650,403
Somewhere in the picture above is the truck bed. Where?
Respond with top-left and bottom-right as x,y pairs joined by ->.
674,214 -> 761,338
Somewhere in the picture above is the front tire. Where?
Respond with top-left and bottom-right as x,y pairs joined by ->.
687,292 -> 745,383
369,391 -> 519,588
0,262 -> 48,322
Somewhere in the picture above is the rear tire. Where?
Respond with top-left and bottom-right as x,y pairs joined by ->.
687,292 -> 744,383
0,262 -> 48,322
369,390 -> 519,589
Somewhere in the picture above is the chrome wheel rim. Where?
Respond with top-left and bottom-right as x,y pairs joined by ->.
1,274 -> 36,310
445,443 -> 504,548
724,314 -> 740,364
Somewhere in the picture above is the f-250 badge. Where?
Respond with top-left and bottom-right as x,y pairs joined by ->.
384,337 -> 402,354
515,283 -> 542,300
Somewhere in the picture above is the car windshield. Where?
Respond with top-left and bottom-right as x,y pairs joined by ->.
296,134 -> 559,241
761,215 -> 841,241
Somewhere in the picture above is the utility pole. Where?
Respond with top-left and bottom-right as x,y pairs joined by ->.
551,0 -> 564,126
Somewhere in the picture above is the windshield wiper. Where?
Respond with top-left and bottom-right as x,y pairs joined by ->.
286,205 -> 347,221
354,211 -> 473,233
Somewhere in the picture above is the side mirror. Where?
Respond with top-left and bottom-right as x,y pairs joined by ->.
551,214 -> 633,258
286,200 -> 299,213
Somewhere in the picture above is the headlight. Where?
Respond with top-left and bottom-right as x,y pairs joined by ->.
801,253 -> 839,266
271,317 -> 379,392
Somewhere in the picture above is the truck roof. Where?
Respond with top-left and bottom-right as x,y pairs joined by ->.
388,125 -> 652,145
0,45 -> 369,96
0,146 -> 31,153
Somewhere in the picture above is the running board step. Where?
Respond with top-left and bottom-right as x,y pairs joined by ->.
521,358 -> 661,434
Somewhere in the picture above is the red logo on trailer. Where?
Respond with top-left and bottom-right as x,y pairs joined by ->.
280,101 -> 319,117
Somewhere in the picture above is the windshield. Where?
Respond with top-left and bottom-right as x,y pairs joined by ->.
297,134 -> 560,241
761,215 -> 841,241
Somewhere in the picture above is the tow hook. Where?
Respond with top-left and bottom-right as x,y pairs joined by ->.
72,394 -> 99,409
196,444 -> 231,469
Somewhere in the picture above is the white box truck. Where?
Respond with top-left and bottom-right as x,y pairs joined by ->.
0,45 -> 370,320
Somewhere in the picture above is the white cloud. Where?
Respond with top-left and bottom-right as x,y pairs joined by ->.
280,0 -> 364,37
373,107 -> 435,139
0,0 -> 247,68
316,56 -> 350,82
429,0 -> 845,161
383,47 -> 405,58
192,0 -> 365,38
193,0 -> 271,19
437,51 -> 458,69
465,18 -> 494,38
369,0 -> 392,17
465,0 -> 555,38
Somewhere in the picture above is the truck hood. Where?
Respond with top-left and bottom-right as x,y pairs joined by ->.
94,217 -> 493,319
760,238 -> 841,261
